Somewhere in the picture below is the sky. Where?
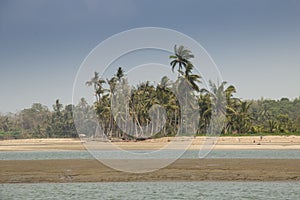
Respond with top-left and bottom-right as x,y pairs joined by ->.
0,0 -> 300,113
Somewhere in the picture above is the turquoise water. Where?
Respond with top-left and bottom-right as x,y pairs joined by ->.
0,150 -> 299,160
0,182 -> 299,200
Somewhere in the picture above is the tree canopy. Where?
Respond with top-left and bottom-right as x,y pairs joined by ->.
1,45 -> 300,139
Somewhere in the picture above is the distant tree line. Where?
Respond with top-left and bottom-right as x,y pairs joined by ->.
0,100 -> 82,139
1,45 -> 300,139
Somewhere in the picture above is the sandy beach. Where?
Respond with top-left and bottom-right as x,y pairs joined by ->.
1,136 -> 300,151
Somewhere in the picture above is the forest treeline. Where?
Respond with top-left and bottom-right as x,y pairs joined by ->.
1,45 -> 300,139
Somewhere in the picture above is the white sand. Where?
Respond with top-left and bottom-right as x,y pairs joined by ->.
1,136 -> 300,151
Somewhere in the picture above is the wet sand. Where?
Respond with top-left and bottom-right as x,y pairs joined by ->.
0,159 -> 299,183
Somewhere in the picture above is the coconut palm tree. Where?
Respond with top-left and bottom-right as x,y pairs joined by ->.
156,76 -> 179,136
233,101 -> 252,133
200,81 -> 239,134
198,93 -> 212,134
86,72 -> 106,103
183,63 -> 201,92
170,45 -> 201,92
170,45 -> 194,74
116,67 -> 124,81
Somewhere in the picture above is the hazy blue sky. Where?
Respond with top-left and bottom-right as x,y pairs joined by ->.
1,0 -> 300,113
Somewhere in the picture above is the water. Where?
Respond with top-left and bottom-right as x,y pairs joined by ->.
0,150 -> 299,160
0,150 -> 93,160
1,151 -> 299,199
0,182 -> 299,200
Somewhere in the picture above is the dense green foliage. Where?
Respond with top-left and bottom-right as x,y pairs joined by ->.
82,45 -> 300,139
1,45 -> 300,139
0,100 -> 78,139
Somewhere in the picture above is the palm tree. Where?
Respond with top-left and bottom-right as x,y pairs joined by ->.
198,93 -> 212,134
86,72 -> 106,103
86,72 -> 99,98
233,101 -> 252,133
116,67 -> 124,81
170,45 -> 201,92
169,45 -> 202,135
157,76 -> 179,136
170,45 -> 194,74
86,72 -> 110,137
201,81 -> 238,134
183,63 -> 201,92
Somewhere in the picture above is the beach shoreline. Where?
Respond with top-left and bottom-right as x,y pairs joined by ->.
1,135 -> 300,151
